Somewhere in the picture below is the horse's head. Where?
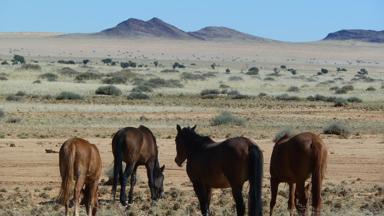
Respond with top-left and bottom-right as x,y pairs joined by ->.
174,124 -> 196,167
153,164 -> 165,200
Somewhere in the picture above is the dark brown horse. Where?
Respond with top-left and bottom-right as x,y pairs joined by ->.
58,137 -> 102,216
111,125 -> 165,206
269,132 -> 328,216
175,125 -> 264,216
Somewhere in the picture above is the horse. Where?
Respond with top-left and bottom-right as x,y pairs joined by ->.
175,125 -> 264,216
269,132 -> 328,216
111,125 -> 165,206
58,137 -> 102,216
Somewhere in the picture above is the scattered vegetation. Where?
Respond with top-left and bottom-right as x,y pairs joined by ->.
39,73 -> 58,81
161,69 -> 179,73
6,95 -> 23,102
275,94 -> 300,101
172,62 -> 185,69
55,91 -> 83,100
11,55 -> 25,64
95,85 -> 122,96
0,109 -> 5,119
57,60 -> 75,64
75,72 -> 102,81
58,67 -> 79,76
287,86 -> 300,92
334,98 -> 348,107
127,92 -> 150,100
246,67 -> 259,75
323,122 -> 351,138
211,111 -> 245,126
181,72 -> 205,81
366,86 -> 376,91
120,61 -> 137,68
228,76 -> 243,81
19,63 -> 41,70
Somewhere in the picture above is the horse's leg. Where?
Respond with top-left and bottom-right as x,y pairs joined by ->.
270,179 -> 279,216
192,182 -> 210,216
73,175 -> 85,216
231,184 -> 245,216
146,160 -> 159,201
295,181 -> 308,216
128,164 -> 138,204
288,183 -> 296,216
85,182 -> 98,216
111,159 -> 122,202
65,201 -> 69,216
120,163 -> 135,206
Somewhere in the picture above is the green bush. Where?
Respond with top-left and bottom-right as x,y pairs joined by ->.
323,122 -> 351,138
58,67 -> 79,76
181,72 -> 205,80
39,73 -> 58,81
276,94 -> 300,101
228,76 -> 243,81
131,84 -> 153,92
161,69 -> 179,73
127,92 -> 150,100
57,60 -> 75,64
120,61 -> 136,68
334,98 -> 348,107
15,91 -> 26,96
12,55 -> 25,64
246,67 -> 259,75
56,92 -> 83,100
225,68 -> 231,74
1,60 -> 9,65
75,72 -> 102,81
347,97 -> 362,103
19,64 -> 41,70
172,62 -> 185,69
95,85 -> 122,96
102,58 -> 113,65
211,111 -> 245,126
366,86 -> 376,91
287,86 -> 300,92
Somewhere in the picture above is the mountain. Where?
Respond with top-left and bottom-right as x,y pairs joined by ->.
323,29 -> 384,43
189,26 -> 267,41
94,17 -> 268,41
97,17 -> 194,39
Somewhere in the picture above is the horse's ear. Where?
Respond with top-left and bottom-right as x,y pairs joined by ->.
176,124 -> 181,132
160,165 -> 165,172
191,125 -> 197,131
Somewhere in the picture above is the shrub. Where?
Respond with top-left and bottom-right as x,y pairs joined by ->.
33,80 -> 41,84
200,89 -> 220,98
219,84 -> 230,89
334,98 -> 348,107
82,59 -> 90,65
102,75 -> 127,84
211,111 -> 245,126
127,92 -> 150,100
347,97 -> 362,103
210,63 -> 216,70
181,72 -> 205,81
172,62 -> 185,69
58,67 -> 79,76
131,84 -> 153,92
323,122 -> 351,138
288,68 -> 297,75
11,55 -> 25,64
246,67 -> 259,75
95,85 -> 122,96
56,92 -> 83,100
228,76 -> 243,81
75,72 -> 102,81
120,61 -> 136,68
6,95 -> 22,101
366,86 -> 376,91
19,64 -> 41,70
358,68 -> 368,75
280,65 -> 287,69
57,60 -> 75,64
0,76 -> 8,81
6,117 -> 22,124
161,69 -> 179,73
264,77 -> 275,81
225,68 -> 231,74
1,60 -> 9,65
335,88 -> 347,94
275,94 -> 300,101
39,73 -> 58,81
102,58 -> 112,65
337,67 -> 347,72
153,61 -> 159,67
15,91 -> 26,96
287,86 -> 300,92
144,78 -> 183,88
321,68 -> 328,74
329,86 -> 339,91
0,109 -> 5,119
342,85 -> 354,91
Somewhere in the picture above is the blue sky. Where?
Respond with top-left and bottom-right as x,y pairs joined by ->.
1,0 -> 383,42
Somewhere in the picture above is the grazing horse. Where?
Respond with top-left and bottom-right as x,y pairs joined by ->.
58,137 -> 102,216
111,125 -> 165,206
175,125 -> 264,216
269,132 -> 328,216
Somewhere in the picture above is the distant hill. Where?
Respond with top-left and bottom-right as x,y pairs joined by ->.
323,29 -> 384,43
189,26 -> 267,41
94,17 -> 268,41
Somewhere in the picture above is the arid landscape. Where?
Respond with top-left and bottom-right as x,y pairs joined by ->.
0,21 -> 383,216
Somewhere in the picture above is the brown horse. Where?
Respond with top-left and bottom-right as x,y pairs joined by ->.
175,125 -> 264,216
58,137 -> 102,216
269,132 -> 328,216
111,125 -> 165,206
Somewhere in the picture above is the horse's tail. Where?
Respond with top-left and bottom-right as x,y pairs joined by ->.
248,144 -> 264,216
112,129 -> 124,190
58,141 -> 76,205
311,137 -> 328,209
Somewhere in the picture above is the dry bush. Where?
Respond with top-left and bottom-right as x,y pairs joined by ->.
211,111 -> 245,126
323,122 -> 351,138
95,85 -> 122,96
56,91 -> 83,100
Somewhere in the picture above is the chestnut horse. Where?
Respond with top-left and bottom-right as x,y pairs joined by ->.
269,132 -> 328,216
58,137 -> 102,216
111,125 -> 165,206
175,125 -> 264,216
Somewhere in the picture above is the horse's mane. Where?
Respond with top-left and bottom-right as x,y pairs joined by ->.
181,127 -> 215,151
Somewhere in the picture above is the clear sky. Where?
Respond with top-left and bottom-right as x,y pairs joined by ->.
1,0 -> 383,42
